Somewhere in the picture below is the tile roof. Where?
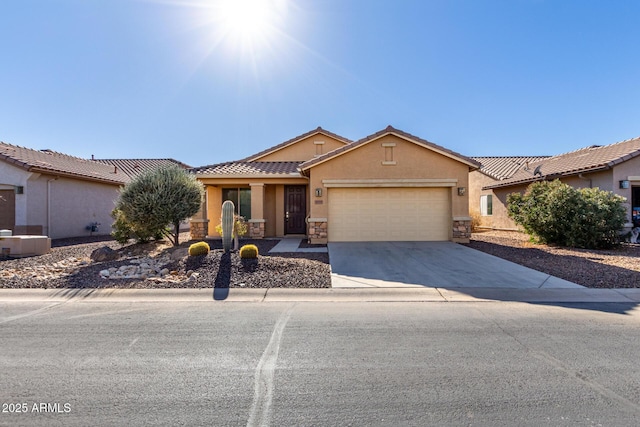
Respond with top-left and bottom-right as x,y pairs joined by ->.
484,136 -> 640,189
472,156 -> 550,180
94,158 -> 191,179
0,141 -> 128,185
300,125 -> 481,171
191,161 -> 303,177
242,127 -> 351,161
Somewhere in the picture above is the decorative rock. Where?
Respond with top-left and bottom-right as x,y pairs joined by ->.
90,246 -> 120,262
170,248 -> 189,261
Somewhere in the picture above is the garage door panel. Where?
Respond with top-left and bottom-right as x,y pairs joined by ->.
328,188 -> 450,242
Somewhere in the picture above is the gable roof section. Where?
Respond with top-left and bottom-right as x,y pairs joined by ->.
191,161 -> 303,178
95,158 -> 191,179
472,156 -> 550,180
484,136 -> 640,189
242,127 -> 351,161
0,142 -> 128,185
299,126 -> 481,172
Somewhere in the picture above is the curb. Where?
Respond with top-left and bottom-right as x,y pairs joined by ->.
1,287 -> 640,303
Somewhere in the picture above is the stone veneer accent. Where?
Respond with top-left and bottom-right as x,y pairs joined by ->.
307,218 -> 328,243
452,217 -> 471,242
190,219 -> 209,240
249,220 -> 265,239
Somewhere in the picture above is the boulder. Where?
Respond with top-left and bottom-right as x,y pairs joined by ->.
90,246 -> 120,262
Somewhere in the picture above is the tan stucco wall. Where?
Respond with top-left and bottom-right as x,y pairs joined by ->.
307,134 -> 471,223
468,171 -> 496,229
254,134 -> 347,162
206,185 -> 223,236
264,185 -> 277,236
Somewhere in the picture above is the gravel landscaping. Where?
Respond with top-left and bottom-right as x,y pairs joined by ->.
0,233 -> 330,289
466,230 -> 640,288
2,230 -> 639,289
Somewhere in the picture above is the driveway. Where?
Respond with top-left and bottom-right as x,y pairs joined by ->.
328,241 -> 583,289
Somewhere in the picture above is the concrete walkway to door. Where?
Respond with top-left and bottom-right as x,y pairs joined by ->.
328,241 -> 583,289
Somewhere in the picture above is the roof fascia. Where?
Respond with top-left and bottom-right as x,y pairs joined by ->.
245,129 -> 350,162
482,165 -> 611,190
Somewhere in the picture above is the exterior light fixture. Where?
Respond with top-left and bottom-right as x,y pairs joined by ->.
619,180 -> 630,189
315,188 -> 323,197
457,187 -> 466,196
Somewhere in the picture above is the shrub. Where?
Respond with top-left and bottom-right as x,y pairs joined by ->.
214,215 -> 248,238
111,208 -> 159,244
469,209 -> 482,232
239,244 -> 259,259
507,180 -> 626,248
113,165 -> 204,246
188,241 -> 210,256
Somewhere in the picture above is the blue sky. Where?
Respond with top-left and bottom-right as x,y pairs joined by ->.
2,0 -> 639,167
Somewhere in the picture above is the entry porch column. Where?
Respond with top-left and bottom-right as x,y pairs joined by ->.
249,183 -> 265,239
190,185 -> 209,240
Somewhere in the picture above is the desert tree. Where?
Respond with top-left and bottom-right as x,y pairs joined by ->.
112,165 -> 204,246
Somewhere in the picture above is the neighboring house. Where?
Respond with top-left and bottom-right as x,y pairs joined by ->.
191,126 -> 480,243
94,158 -> 194,232
469,156 -> 549,230
93,158 -> 191,179
0,142 -> 128,239
473,136 -> 640,232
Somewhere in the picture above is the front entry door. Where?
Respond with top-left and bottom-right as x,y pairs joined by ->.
285,186 -> 306,234
0,190 -> 15,231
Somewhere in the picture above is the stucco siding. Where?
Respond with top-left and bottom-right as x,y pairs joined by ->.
255,134 -> 347,162
468,171 -> 497,228
308,134 -> 470,220
43,176 -> 120,239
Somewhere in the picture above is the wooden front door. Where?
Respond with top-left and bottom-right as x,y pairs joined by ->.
0,190 -> 16,231
285,186 -> 306,234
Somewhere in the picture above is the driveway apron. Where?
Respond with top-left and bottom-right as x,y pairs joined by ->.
328,242 -> 583,289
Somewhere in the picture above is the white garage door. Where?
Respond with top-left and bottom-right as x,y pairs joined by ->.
328,187 -> 450,242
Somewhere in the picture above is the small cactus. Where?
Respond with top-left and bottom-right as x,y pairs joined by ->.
239,244 -> 259,259
188,241 -> 210,256
221,200 -> 235,253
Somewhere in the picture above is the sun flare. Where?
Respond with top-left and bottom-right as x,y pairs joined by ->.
215,0 -> 285,48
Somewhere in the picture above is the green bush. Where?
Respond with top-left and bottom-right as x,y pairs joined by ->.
507,180 -> 626,249
113,165 -> 204,246
111,208 -> 159,244
239,244 -> 259,259
188,241 -> 210,256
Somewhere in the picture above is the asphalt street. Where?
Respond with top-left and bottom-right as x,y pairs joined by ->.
2,300 -> 640,426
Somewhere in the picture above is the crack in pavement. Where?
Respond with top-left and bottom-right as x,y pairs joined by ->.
247,303 -> 295,427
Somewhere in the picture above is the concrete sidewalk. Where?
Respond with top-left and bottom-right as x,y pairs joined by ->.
1,288 -> 640,303
268,238 -> 328,253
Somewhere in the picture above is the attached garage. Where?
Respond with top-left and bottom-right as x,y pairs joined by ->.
328,187 -> 451,242
299,126 -> 481,244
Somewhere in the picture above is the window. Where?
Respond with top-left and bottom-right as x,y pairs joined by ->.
480,194 -> 493,216
632,187 -> 640,227
222,188 -> 251,219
